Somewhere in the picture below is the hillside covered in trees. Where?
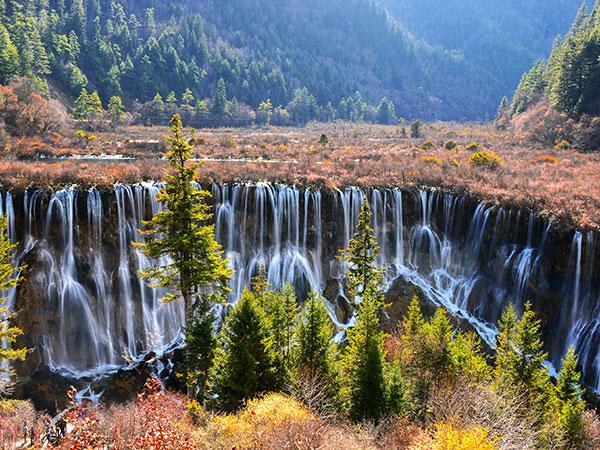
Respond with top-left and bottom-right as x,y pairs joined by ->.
0,0 -> 575,125
381,0 -> 581,100
499,1 -> 600,151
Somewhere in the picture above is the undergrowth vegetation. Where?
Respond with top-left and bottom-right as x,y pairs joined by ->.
10,296 -> 597,450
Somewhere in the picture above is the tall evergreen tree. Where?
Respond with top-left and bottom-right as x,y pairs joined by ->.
181,87 -> 194,106
212,78 -> 227,116
0,24 -> 19,84
294,292 -> 336,381
337,200 -> 384,303
70,0 -> 86,40
493,302 -> 557,445
338,200 -> 386,421
267,283 -> 300,382
210,289 -> 276,411
107,95 -> 125,125
185,295 -> 218,402
73,87 -> 91,120
136,114 -> 232,332
556,347 -> 586,447
342,290 -> 386,421
87,91 -> 104,120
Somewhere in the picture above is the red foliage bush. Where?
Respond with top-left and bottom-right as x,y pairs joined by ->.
0,80 -> 66,137
56,379 -> 198,450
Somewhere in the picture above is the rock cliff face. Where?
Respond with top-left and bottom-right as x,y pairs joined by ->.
3,184 -> 599,409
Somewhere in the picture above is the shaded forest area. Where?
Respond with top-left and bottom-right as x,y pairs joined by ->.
0,0 -> 529,124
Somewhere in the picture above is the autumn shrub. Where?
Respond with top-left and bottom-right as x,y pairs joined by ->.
0,79 -> 66,137
573,116 -> 600,151
55,387 -> 104,450
444,140 -> 458,150
408,422 -> 498,450
76,130 -> 97,142
532,155 -> 558,164
198,393 -> 317,449
57,379 -> 198,450
420,140 -> 435,150
428,378 -> 538,450
381,416 -> 423,449
468,150 -> 502,169
130,378 -> 197,450
220,134 -> 238,148
421,156 -> 443,165
581,410 -> 600,450
196,393 -> 379,450
466,141 -> 481,152
555,140 -> 571,150
0,400 -> 39,449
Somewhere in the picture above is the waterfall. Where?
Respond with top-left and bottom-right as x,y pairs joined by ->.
5,184 -> 600,391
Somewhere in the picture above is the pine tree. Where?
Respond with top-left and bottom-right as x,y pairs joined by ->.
424,308 -> 453,384
556,348 -> 586,447
212,78 -> 227,116
251,266 -> 271,309
151,92 -> 164,122
87,91 -> 104,120
0,217 -> 27,395
376,97 -> 390,124
210,289 -> 276,411
185,295 -> 217,402
343,290 -> 386,421
493,303 -> 518,384
181,88 -> 194,106
195,99 -> 209,117
337,200 -> 384,303
294,292 -> 336,381
70,0 -> 86,40
107,95 -> 125,125
410,120 -> 423,138
72,87 -> 90,120
493,302 -> 556,437
30,26 -> 50,76
495,95 -> 509,120
69,65 -> 88,95
258,99 -> 273,123
267,283 -> 300,381
338,200 -> 386,421
510,60 -> 546,117
449,331 -> 490,383
67,31 -> 80,63
385,360 -> 405,416
136,114 -> 232,332
398,298 -> 451,421
166,91 -> 177,115
0,24 -> 19,84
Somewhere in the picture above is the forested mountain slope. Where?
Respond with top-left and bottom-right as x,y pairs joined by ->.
500,1 -> 600,151
0,0 -> 508,122
380,0 -> 581,100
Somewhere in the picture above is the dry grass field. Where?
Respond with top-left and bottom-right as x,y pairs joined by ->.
1,121 -> 599,229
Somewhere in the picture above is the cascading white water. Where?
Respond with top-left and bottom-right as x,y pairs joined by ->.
2,184 -> 599,390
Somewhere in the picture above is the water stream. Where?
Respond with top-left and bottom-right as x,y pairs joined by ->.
3,184 -> 599,389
